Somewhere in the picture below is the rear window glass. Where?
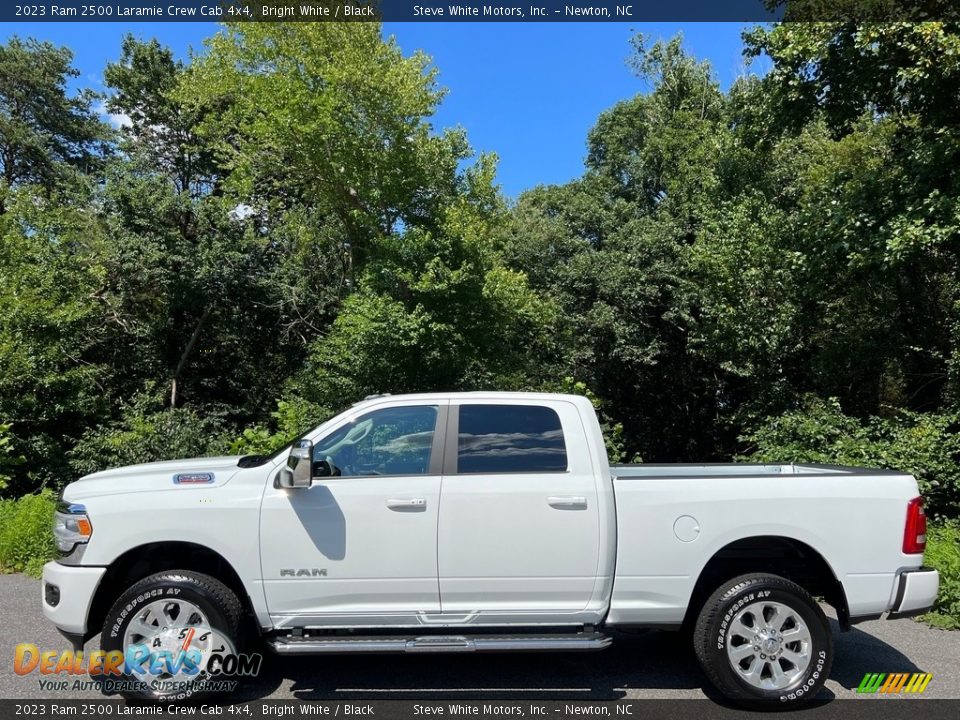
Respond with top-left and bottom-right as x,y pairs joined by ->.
457,404 -> 568,474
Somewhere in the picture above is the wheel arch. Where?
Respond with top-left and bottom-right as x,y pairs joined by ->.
682,535 -> 850,631
85,541 -> 255,643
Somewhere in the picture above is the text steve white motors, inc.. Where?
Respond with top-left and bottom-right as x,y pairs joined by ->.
413,4 -> 634,17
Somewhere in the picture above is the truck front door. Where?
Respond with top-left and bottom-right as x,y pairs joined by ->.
437,400 -> 601,622
260,401 -> 446,627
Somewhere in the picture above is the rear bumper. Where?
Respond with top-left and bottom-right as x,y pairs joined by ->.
888,566 -> 939,619
40,561 -> 105,636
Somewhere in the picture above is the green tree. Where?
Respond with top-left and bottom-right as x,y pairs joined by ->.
744,23 -> 960,136
104,35 -> 218,196
181,23 -> 469,271
0,37 -> 113,493
738,23 -> 960,415
0,187 -> 111,493
589,35 -> 724,218
69,391 -> 235,477
502,36 -> 737,461
292,156 -> 558,412
177,24 -> 556,421
98,36 -> 341,416
0,37 -> 109,211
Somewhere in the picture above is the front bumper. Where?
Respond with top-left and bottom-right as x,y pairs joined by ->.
40,561 -> 106,635
888,566 -> 939,619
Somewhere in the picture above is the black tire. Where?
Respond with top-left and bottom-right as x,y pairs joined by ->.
693,573 -> 833,708
101,570 -> 243,702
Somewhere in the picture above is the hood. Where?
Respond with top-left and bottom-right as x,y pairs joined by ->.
81,455 -> 243,481
63,456 -> 244,502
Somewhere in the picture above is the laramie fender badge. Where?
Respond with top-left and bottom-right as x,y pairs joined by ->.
173,472 -> 215,484
280,568 -> 328,577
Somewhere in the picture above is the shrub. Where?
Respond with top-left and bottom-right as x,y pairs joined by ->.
230,399 -> 326,457
921,522 -> 960,629
69,395 -> 237,480
741,397 -> 960,519
0,491 -> 56,577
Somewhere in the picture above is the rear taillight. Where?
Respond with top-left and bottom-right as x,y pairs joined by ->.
903,496 -> 927,554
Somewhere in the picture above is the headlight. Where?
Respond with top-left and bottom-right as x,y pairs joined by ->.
53,502 -> 92,554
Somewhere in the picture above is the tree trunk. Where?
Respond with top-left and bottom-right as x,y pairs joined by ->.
170,305 -> 213,408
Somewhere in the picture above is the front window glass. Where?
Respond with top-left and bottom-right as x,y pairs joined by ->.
313,405 -> 438,477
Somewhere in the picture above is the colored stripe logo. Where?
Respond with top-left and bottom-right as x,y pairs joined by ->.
857,672 -> 932,694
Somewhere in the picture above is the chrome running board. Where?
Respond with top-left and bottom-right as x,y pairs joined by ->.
267,631 -> 612,655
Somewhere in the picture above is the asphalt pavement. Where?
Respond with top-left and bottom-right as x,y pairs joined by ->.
2,573 -> 957,702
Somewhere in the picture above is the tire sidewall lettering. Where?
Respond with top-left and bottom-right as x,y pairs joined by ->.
716,591 -> 756,649
779,652 -> 826,703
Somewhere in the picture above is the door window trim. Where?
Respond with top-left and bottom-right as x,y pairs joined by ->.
427,404 -> 448,476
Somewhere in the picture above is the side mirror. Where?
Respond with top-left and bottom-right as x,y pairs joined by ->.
277,439 -> 314,489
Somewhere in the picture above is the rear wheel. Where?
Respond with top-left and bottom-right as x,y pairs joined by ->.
693,573 -> 832,707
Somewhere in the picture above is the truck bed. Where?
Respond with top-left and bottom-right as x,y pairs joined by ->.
607,461 -> 918,626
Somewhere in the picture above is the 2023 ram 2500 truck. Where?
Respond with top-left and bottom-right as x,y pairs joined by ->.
43,392 -> 939,705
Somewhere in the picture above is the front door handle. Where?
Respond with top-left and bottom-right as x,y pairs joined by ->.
387,497 -> 427,511
547,495 -> 588,510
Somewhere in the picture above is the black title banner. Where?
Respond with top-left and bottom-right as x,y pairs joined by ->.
4,700 -> 960,720
6,0 -> 960,22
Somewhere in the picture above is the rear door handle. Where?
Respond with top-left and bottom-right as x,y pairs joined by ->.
547,495 -> 588,510
387,498 -> 427,511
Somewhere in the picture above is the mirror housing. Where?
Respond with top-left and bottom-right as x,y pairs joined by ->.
277,439 -> 314,489
276,467 -> 295,488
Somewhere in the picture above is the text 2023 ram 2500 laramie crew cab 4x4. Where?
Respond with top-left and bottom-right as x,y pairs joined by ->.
42,392 -> 939,705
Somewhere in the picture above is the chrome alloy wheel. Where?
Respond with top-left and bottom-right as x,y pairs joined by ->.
122,597 -> 214,678
725,600 -> 812,690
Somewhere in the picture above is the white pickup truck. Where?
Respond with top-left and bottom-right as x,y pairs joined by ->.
42,392 -> 938,705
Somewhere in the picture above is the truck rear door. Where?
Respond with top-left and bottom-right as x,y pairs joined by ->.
437,399 -> 601,621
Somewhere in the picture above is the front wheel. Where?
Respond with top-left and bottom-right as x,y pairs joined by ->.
693,573 -> 833,707
101,570 -> 243,702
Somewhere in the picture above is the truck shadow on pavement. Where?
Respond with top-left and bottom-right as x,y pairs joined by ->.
224,619 -> 921,704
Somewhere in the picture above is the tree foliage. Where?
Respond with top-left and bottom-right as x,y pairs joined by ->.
181,23 -> 469,266
292,155 -> 557,412
0,186 -> 111,493
68,392 -> 235,478
0,37 -> 109,209
98,35 -> 333,414
0,423 -> 21,490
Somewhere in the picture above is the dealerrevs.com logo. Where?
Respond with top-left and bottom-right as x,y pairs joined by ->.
14,627 -> 262,697
857,672 -> 933,694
